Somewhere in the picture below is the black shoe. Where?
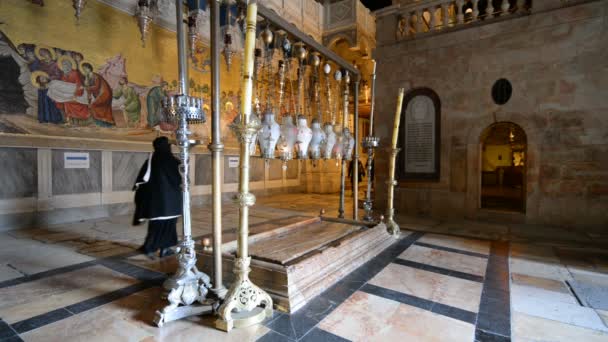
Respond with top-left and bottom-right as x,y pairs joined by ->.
160,248 -> 175,258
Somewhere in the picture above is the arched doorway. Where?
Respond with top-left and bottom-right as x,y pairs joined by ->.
480,122 -> 526,212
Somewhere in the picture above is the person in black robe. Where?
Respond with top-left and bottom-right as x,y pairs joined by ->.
133,137 -> 182,258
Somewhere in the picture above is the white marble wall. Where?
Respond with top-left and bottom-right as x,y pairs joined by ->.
0,147 -> 302,231
0,148 -> 36,199
51,150 -> 101,195
112,152 -> 148,191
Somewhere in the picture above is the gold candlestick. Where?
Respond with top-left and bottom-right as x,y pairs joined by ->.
386,88 -> 404,236
216,0 -> 273,332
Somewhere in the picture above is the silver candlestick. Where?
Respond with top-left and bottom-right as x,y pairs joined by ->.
153,0 -> 212,327
363,60 -> 378,222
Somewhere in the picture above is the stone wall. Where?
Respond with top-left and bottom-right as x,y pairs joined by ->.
373,0 -> 608,229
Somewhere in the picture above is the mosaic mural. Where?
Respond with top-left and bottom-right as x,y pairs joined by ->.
0,30 -> 240,144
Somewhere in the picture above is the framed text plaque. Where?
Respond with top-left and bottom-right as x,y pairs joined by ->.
397,88 -> 441,181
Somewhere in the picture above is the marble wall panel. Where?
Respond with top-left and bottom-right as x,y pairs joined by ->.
251,157 -> 265,182
223,155 -> 239,184
52,150 -> 101,195
286,160 -> 299,179
112,152 -> 148,191
268,159 -> 283,181
0,148 -> 36,199
195,154 -> 212,186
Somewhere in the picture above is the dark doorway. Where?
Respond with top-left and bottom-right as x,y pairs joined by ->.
480,122 -> 526,212
0,56 -> 27,114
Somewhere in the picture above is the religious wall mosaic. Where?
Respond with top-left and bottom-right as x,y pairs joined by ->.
0,31 -> 240,144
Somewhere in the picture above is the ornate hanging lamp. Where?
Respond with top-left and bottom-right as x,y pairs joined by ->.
342,72 -> 355,161
332,69 -> 344,160
220,0 -> 243,71
277,37 -> 297,166
258,28 -> 280,160
321,63 -> 336,159
135,0 -> 157,47
73,0 -> 86,23
308,52 -> 324,160
294,43 -> 311,159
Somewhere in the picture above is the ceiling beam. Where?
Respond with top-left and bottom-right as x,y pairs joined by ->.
257,4 -> 360,76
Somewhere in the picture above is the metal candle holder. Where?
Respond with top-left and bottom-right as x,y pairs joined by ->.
362,136 -> 379,221
338,70 -> 350,219
363,60 -> 378,222
216,0 -> 273,331
154,94 -> 211,326
153,0 -> 212,327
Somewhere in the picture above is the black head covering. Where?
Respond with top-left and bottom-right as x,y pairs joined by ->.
153,136 -> 171,155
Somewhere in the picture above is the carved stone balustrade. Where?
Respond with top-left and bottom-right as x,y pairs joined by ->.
381,0 -> 531,41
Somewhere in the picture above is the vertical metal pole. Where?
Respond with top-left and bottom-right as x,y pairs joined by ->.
363,60 -> 378,222
176,0 -> 192,241
217,0 -> 272,331
210,0 -> 226,298
177,0 -> 188,95
338,71 -> 349,219
353,77 -> 359,220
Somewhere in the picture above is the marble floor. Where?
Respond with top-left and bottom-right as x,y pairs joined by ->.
0,193 -> 607,341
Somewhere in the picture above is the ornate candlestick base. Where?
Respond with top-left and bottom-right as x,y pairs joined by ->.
385,147 -> 401,236
362,136 -> 380,222
154,241 -> 214,327
215,256 -> 273,331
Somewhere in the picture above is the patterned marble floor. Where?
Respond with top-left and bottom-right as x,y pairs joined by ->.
0,193 -> 607,341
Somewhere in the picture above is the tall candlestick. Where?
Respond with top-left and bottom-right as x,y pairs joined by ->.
385,88 -> 404,236
391,89 -> 404,148
369,60 -> 377,136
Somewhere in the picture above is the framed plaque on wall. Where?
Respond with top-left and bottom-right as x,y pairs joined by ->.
397,88 -> 441,181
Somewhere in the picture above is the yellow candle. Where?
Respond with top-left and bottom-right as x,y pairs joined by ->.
391,88 -> 405,148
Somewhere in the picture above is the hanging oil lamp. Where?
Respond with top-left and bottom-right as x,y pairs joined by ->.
294,43 -> 311,159
278,36 -> 296,165
258,29 -> 280,159
135,0 -> 157,47
331,70 -> 344,160
188,13 -> 199,59
321,62 -> 336,159
309,118 -> 326,160
343,127 -> 355,161
73,0 -> 87,23
220,1 -> 238,71
308,52 -> 323,161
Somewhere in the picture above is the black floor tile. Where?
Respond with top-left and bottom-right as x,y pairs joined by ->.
322,282 -> 357,305
430,302 -> 477,324
476,241 -> 511,338
299,328 -> 351,342
296,296 -> 336,322
361,284 -> 433,311
393,258 -> 484,283
0,319 -> 17,340
12,308 -> 72,334
1,335 -> 25,342
0,260 -> 97,290
414,242 -> 489,259
265,311 -> 318,340
256,330 -> 294,342
475,329 -> 511,342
